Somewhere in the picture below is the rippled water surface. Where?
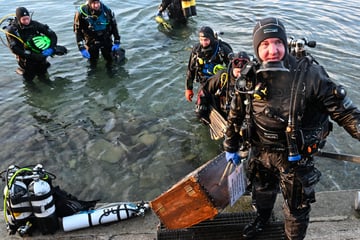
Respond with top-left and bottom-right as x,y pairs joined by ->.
0,0 -> 359,202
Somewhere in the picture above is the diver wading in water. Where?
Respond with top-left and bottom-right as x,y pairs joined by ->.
185,26 -> 233,126
1,7 -> 67,82
74,0 -> 124,68
155,0 -> 197,31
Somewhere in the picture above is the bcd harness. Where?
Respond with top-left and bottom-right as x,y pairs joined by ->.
237,55 -> 331,159
195,41 -> 226,82
2,18 -> 67,56
79,4 -> 110,33
215,64 -> 234,115
5,19 -> 50,54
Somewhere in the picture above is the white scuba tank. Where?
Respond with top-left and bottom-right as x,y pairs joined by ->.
4,181 -> 32,225
62,203 -> 142,231
28,179 -> 58,234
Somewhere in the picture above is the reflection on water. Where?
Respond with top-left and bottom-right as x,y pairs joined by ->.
0,0 -> 359,202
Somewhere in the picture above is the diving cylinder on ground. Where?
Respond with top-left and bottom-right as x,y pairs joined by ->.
62,203 -> 140,231
4,181 -> 32,226
28,179 -> 58,234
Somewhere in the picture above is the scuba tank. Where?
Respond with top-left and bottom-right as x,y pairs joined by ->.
3,165 -> 34,235
27,165 -> 58,234
62,201 -> 150,231
181,0 -> 197,17
4,180 -> 32,232
1,163 -> 97,236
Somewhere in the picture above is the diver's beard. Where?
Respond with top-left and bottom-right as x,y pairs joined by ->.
201,45 -> 213,58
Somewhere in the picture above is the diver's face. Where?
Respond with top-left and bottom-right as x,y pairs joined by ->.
258,37 -> 285,62
90,1 -> 101,11
199,36 -> 211,48
20,16 -> 31,26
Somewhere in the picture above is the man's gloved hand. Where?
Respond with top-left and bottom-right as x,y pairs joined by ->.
185,89 -> 194,102
225,152 -> 240,165
156,11 -> 162,17
112,43 -> 120,52
80,49 -> 90,59
42,48 -> 54,57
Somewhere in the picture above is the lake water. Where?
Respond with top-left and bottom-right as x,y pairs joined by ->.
0,0 -> 359,203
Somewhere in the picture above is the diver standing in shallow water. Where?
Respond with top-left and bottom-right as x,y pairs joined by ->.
74,0 -> 122,68
156,0 -> 196,28
4,7 -> 60,82
199,51 -> 250,121
185,26 -> 233,120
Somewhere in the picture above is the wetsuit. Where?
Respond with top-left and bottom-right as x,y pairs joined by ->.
186,38 -> 232,120
74,2 -> 120,66
6,18 -> 57,81
224,54 -> 360,239
158,0 -> 188,24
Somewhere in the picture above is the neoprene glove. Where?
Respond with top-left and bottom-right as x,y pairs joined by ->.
112,43 -> 120,52
80,49 -> 90,59
42,48 -> 54,57
225,152 -> 240,165
156,11 -> 162,17
185,89 -> 194,102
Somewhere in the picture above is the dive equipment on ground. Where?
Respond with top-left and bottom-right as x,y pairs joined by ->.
3,181 -> 32,229
28,172 -> 58,235
61,201 -> 150,231
2,164 -> 58,235
1,164 -> 98,236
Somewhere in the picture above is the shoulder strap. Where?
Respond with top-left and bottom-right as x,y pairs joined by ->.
78,4 -> 90,17
219,40 -> 233,52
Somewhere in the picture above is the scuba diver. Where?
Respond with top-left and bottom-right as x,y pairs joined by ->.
223,17 -> 360,240
195,51 -> 250,140
185,26 -> 233,119
197,51 -> 250,121
74,0 -> 123,68
155,0 -> 197,30
2,7 -> 66,82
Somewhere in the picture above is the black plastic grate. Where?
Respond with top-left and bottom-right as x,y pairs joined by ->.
157,212 -> 285,240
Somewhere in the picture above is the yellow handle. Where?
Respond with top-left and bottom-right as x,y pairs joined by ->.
155,16 -> 173,31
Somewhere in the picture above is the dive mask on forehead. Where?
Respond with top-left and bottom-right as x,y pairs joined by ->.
232,58 -> 249,69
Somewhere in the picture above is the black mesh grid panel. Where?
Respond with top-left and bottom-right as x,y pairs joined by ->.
157,212 -> 285,240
